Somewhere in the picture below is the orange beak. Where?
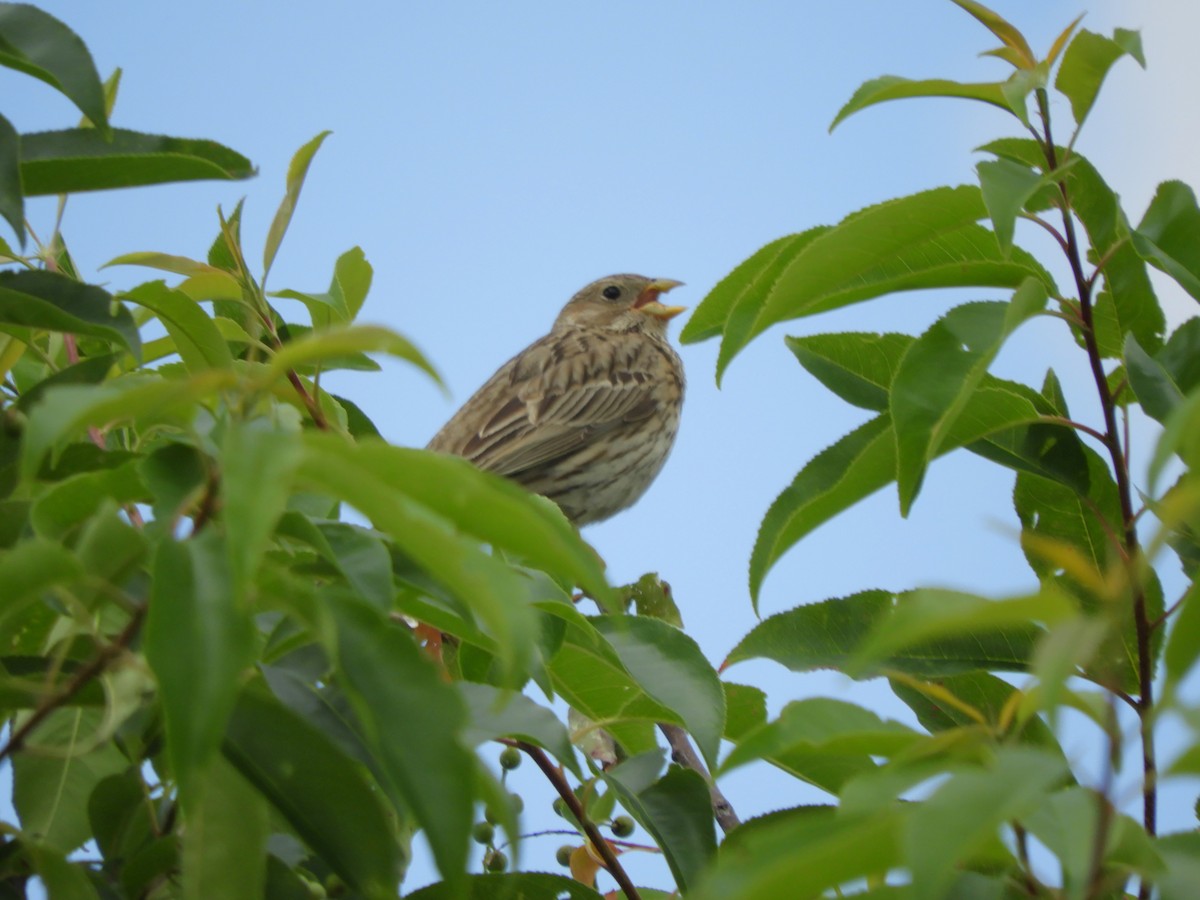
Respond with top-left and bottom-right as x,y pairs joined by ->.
632,278 -> 686,320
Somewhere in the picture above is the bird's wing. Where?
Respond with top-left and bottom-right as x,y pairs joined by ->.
429,333 -> 659,477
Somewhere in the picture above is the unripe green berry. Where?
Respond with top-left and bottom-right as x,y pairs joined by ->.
484,849 -> 508,872
509,793 -> 524,815
472,821 -> 495,844
556,844 -> 574,867
499,746 -> 522,770
611,815 -> 635,838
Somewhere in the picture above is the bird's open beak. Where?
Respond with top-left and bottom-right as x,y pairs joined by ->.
632,278 -> 686,320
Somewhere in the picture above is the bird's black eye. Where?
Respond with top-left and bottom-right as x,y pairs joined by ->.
602,285 -> 622,301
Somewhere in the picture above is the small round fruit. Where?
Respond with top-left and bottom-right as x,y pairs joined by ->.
509,793 -> 524,815
611,815 -> 635,837
472,821 -> 495,845
484,849 -> 508,872
556,845 -> 574,867
499,747 -> 522,770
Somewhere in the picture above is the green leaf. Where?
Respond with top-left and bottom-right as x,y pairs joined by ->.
222,683 -> 405,900
690,805 -> 902,900
14,352 -> 119,415
121,281 -> 233,371
906,747 -> 1068,900
458,682 -> 579,775
950,0 -> 1036,68
892,285 -> 1046,513
331,598 -> 473,891
1013,443 -> 1155,691
750,376 -> 1082,600
1155,832 -> 1200,900
1165,580 -> 1200,689
315,521 -> 393,610
264,131 -> 330,279
88,769 -> 156,865
976,159 -> 1047,254
719,698 -> 921,778
784,332 -> 911,412
0,111 -> 22,243
296,437 -> 543,676
604,756 -> 717,892
265,322 -> 441,388
0,4 -> 108,132
273,246 -> 374,330
847,587 -> 1071,678
1133,180 -> 1200,303
1158,317 -> 1200,395
144,534 -> 256,801
12,707 -> 127,852
706,185 -> 1054,383
23,845 -> 102,900
0,270 -> 140,358
305,433 -> 609,604
680,230 -> 826,346
1150,387 -> 1200,493
1055,28 -> 1145,128
982,140 -> 1164,355
889,671 -> 1063,754
1024,786 -> 1162,898
406,873 -> 604,900
545,618 -> 671,758
220,422 -> 303,600
830,77 -> 1013,132
727,590 -> 1040,678
105,251 -> 244,303
181,757 -> 268,900
592,615 -> 725,770
20,371 -> 234,477
19,128 -> 254,195
0,538 -> 84,633
723,682 -> 767,740
1125,332 -> 1183,424
29,460 -> 145,538
748,416 -> 893,605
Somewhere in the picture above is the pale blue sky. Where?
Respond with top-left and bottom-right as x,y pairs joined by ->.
4,0 -> 1199,892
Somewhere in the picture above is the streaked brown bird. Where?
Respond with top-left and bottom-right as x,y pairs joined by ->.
427,274 -> 686,526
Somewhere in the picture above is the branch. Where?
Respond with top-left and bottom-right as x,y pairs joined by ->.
1037,85 -> 1157,887
0,605 -> 147,762
658,723 -> 741,834
514,740 -> 642,900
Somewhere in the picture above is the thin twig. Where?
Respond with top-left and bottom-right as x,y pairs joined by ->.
513,740 -> 642,900
1019,212 -> 1070,255
1040,414 -> 1111,447
0,606 -> 147,762
1149,588 -> 1191,633
285,369 -> 329,430
1012,822 -> 1044,897
658,723 -> 741,834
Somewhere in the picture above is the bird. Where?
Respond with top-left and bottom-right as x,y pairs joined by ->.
427,274 -> 686,526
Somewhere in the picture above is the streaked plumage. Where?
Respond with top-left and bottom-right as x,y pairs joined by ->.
428,274 -> 686,525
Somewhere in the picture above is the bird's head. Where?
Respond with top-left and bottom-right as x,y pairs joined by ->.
552,274 -> 685,336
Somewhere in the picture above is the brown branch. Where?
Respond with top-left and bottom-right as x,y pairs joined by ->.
0,605 -> 147,762
1037,87 -> 1156,893
514,740 -> 642,900
282,369 -> 328,430
658,723 -> 740,834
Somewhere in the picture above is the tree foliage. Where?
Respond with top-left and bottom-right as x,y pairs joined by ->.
1,2 -> 1199,898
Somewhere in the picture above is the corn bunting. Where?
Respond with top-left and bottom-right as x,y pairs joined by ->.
427,274 -> 685,525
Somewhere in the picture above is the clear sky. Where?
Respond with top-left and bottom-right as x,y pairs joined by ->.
4,0 -> 1199,892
